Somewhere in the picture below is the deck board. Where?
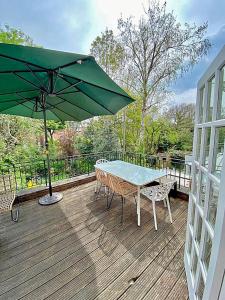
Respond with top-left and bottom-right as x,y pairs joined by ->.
0,181 -> 189,300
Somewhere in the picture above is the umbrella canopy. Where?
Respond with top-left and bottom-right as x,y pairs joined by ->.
0,43 -> 134,204
0,43 -> 133,120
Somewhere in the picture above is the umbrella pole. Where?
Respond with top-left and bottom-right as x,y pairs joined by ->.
43,106 -> 53,196
38,93 -> 63,205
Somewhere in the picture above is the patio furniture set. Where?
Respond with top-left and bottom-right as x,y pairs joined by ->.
95,159 -> 176,230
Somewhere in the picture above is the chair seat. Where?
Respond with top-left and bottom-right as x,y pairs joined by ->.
120,181 -> 137,197
0,191 -> 15,212
141,186 -> 166,202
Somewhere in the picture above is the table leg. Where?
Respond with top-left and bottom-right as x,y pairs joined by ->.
137,186 -> 141,226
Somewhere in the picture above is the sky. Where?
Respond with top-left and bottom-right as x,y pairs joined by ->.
0,0 -> 224,105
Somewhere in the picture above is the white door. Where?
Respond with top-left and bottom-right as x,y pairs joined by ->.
184,45 -> 225,300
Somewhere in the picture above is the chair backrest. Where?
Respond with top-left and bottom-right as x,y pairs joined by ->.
95,168 -> 108,186
0,173 -> 17,212
161,181 -> 174,194
154,181 -> 174,201
107,174 -> 123,195
96,159 -> 108,165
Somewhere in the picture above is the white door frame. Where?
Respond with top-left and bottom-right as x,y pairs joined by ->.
184,45 -> 225,300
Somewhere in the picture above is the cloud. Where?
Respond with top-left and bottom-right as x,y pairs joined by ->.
180,0 -> 225,34
172,24 -> 225,94
0,0 -> 223,106
0,0 -> 92,53
172,88 -> 197,105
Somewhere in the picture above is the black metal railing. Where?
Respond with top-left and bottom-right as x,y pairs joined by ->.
0,151 -> 191,192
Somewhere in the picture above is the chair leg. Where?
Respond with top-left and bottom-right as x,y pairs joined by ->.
163,197 -> 167,207
152,200 -> 157,230
166,196 -> 173,223
104,186 -> 108,195
95,180 -> 98,193
107,192 -> 115,209
11,207 -> 19,222
121,196 -> 124,224
95,183 -> 102,200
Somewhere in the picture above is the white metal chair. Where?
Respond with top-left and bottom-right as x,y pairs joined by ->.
0,173 -> 19,222
96,159 -> 108,165
95,159 -> 108,194
141,181 -> 174,230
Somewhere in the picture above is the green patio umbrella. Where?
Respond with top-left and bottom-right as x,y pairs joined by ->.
0,43 -> 134,205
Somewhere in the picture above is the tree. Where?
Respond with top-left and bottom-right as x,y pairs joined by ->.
0,115 -> 42,164
45,120 -> 65,140
76,117 -> 120,154
165,103 -> 195,151
166,103 -> 195,131
0,24 -> 35,46
0,25 -> 43,165
117,1 -> 210,146
90,28 -> 125,82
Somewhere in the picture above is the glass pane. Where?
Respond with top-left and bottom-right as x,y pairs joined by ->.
195,213 -> 203,247
217,66 -> 225,120
192,166 -> 199,196
191,247 -> 198,279
196,271 -> 205,300
207,180 -> 219,228
202,230 -> 212,271
199,87 -> 205,123
212,126 -> 225,179
196,128 -> 202,162
199,172 -> 207,207
207,76 -> 215,122
203,128 -> 211,168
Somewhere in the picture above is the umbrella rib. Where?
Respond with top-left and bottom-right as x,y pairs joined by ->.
57,74 -> 114,114
25,63 -> 47,90
61,73 -> 133,101
0,97 -> 33,104
48,109 -> 66,122
0,53 -> 49,71
13,72 -> 48,93
15,100 -> 34,112
53,57 -> 90,71
0,98 -> 33,113
55,80 -> 82,95
0,69 -> 45,74
55,95 -> 94,117
57,91 -> 80,96
0,89 -> 38,97
51,106 -> 81,122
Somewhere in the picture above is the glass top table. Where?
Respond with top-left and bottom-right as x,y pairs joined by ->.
95,160 -> 167,226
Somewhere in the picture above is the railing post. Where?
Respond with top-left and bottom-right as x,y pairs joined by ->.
87,157 -> 90,175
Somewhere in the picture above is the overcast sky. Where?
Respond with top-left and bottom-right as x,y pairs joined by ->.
0,0 -> 224,105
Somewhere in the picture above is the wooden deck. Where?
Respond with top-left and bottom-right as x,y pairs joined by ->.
0,181 -> 189,300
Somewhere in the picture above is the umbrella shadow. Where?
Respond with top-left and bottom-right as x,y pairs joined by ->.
0,191 -> 98,300
85,191 -> 145,257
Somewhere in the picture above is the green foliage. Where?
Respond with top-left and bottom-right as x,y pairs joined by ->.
0,24 -> 36,46
0,25 -> 45,166
45,120 -> 65,140
90,28 -> 125,81
76,116 -> 121,154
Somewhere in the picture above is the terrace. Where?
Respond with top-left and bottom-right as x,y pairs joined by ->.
0,179 -> 188,300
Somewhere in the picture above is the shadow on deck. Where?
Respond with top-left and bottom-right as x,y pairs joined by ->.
0,181 -> 188,300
